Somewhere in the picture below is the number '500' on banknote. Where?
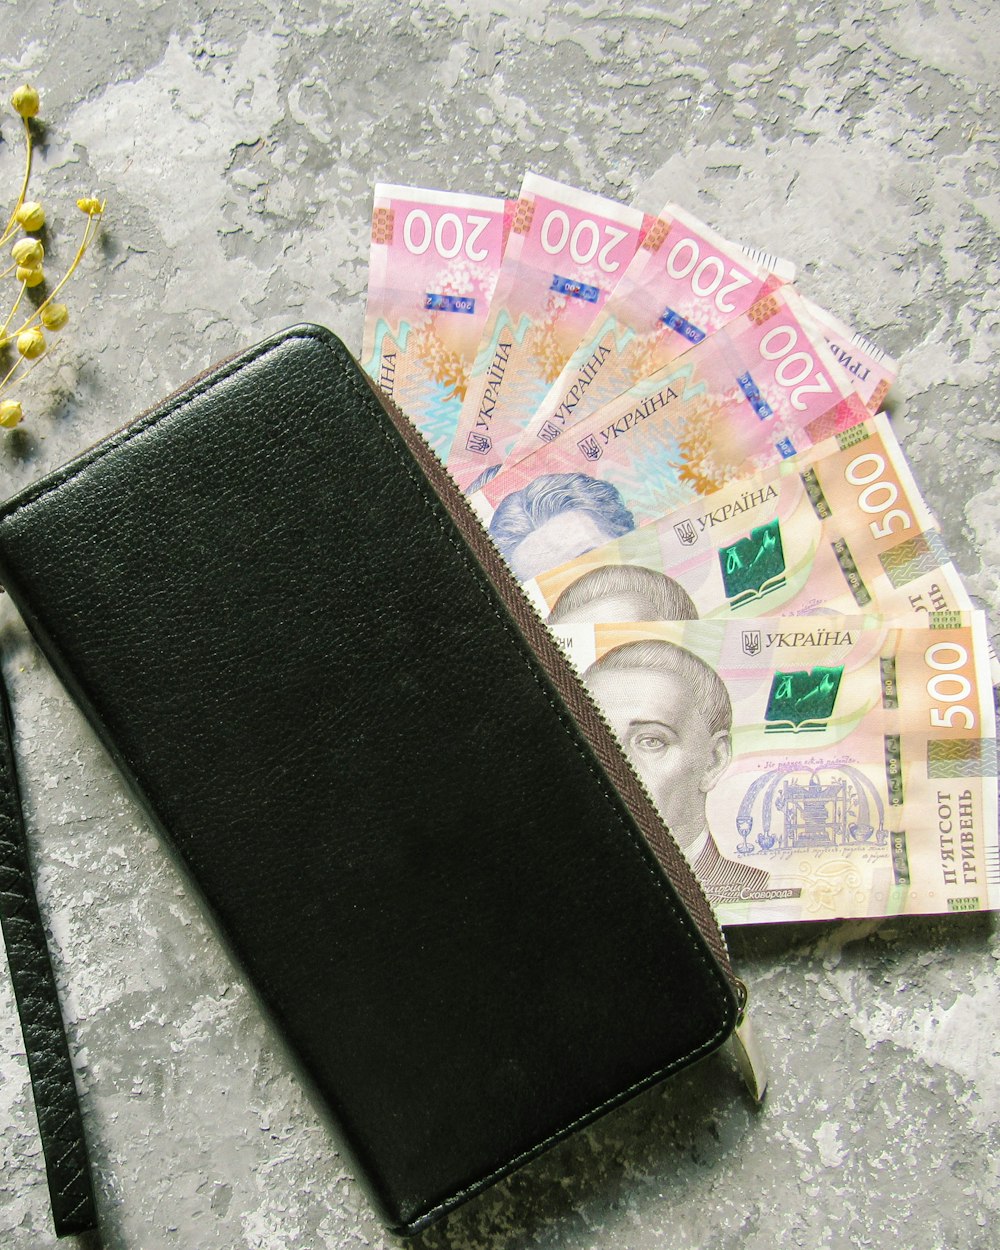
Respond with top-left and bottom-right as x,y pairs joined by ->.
553,616 -> 998,927
523,413 -> 970,626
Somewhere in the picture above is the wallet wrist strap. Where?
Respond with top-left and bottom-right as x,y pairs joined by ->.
0,665 -> 98,1237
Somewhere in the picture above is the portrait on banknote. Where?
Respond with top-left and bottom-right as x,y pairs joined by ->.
547,563 -> 698,625
552,616 -> 998,924
583,638 -> 771,903
487,471 -> 635,582
364,175 -> 998,927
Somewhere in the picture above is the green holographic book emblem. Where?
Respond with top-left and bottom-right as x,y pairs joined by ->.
764,665 -> 844,733
718,519 -> 786,607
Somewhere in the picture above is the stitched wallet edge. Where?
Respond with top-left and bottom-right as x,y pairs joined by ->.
0,324 -> 741,1234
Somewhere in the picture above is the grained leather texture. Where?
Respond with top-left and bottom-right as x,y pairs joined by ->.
0,672 -> 98,1236
0,326 -> 737,1234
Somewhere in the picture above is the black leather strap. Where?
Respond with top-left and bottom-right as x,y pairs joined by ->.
0,664 -> 97,1237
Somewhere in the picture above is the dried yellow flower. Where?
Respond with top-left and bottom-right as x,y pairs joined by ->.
0,85 -> 107,435
17,327 -> 46,359
11,84 -> 39,119
40,302 -> 69,330
0,399 -> 24,428
15,200 -> 45,231
11,237 -> 44,267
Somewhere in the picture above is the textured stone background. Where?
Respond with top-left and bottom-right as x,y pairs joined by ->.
1,1 -> 998,1247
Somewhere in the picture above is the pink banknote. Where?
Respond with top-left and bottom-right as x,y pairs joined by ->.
363,184 -> 512,459
471,286 -> 869,581
505,202 -> 796,463
524,413 -> 970,625
446,173 -> 653,490
802,296 -> 899,414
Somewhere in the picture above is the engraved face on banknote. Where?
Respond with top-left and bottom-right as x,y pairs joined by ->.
487,471 -> 635,582
553,616 -> 998,925
547,564 -> 698,625
583,640 -> 771,903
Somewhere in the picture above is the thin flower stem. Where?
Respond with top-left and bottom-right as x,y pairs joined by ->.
1,280 -> 28,338
0,117 -> 34,245
0,354 -> 24,393
0,350 -> 49,401
11,210 -> 102,337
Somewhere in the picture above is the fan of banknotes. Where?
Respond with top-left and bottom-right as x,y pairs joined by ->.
362,174 -> 998,927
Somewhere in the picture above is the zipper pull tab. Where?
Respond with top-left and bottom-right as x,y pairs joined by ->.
732,978 -> 768,1103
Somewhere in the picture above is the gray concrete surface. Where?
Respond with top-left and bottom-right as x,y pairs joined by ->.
1,1 -> 998,1247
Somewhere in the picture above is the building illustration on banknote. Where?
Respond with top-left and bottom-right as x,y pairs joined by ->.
733,764 -> 889,859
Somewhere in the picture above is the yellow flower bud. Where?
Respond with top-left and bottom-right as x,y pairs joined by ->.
16,265 -> 45,288
17,328 -> 46,359
11,238 -> 44,267
0,400 -> 24,428
11,84 -> 40,119
76,197 -> 104,216
15,201 -> 45,231
41,302 -> 69,330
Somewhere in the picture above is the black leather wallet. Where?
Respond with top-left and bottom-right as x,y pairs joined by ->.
0,325 -> 752,1235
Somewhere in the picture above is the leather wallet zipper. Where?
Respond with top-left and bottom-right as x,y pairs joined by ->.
358,371 -> 754,1028
377,395 -> 767,1100
1,340 -> 766,1104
